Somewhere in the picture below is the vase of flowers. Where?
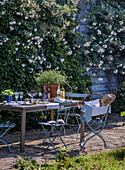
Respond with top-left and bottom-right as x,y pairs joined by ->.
1,89 -> 14,102
35,70 -> 67,98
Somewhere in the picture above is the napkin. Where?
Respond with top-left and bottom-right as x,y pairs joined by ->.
54,97 -> 66,103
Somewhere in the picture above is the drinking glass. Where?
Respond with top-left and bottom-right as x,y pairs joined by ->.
19,92 -> 23,101
15,92 -> 19,103
27,91 -> 37,103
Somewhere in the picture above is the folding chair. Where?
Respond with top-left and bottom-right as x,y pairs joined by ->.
61,92 -> 88,139
38,101 -> 72,153
0,122 -> 16,152
80,93 -> 116,150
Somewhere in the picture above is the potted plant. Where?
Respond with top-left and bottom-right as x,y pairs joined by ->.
1,89 -> 14,102
35,70 -> 67,98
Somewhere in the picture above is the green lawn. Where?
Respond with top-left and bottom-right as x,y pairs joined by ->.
14,147 -> 125,169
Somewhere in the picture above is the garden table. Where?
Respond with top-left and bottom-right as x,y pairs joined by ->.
0,100 -> 83,152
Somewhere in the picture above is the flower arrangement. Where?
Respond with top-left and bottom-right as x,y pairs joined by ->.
35,70 -> 67,86
1,89 -> 14,96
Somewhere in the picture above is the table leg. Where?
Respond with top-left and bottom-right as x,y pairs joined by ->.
50,109 -> 54,135
80,111 -> 85,142
20,109 -> 26,152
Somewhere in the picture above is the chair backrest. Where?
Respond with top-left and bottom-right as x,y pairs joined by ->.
83,93 -> 103,104
65,92 -> 88,100
56,101 -> 72,123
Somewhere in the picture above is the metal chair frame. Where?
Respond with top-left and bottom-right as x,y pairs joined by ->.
80,93 -> 113,150
0,122 -> 16,152
38,101 -> 72,153
62,92 -> 88,139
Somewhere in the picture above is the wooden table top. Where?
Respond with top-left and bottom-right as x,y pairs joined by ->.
0,100 -> 82,112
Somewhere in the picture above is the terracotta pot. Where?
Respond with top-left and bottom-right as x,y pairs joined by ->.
42,84 -> 58,98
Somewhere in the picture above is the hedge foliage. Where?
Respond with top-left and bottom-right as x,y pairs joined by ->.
0,0 -> 91,97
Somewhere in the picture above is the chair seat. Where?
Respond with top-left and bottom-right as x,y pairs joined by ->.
39,122 -> 67,126
0,123 -> 16,128
61,113 -> 80,117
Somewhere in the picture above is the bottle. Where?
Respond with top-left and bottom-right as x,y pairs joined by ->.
61,86 -> 65,99
47,88 -> 50,100
42,84 -> 47,101
57,84 -> 61,98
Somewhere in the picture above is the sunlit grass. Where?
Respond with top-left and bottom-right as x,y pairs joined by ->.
14,147 -> 125,169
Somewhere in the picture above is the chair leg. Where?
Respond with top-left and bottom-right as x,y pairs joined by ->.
75,116 -> 80,139
39,125 -> 57,153
0,138 -> 13,152
47,126 -> 66,150
80,125 -> 108,149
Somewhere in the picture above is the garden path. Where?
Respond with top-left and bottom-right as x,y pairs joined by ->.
0,113 -> 125,170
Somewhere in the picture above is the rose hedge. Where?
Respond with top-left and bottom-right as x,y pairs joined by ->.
0,0 -> 91,95
0,0 -> 91,130
82,0 -> 125,83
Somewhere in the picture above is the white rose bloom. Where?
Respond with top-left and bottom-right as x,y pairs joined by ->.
97,30 -> 102,35
18,22 -> 21,25
103,44 -> 107,48
16,12 -> 21,15
98,48 -> 105,53
84,42 -> 91,47
34,29 -> 37,32
114,70 -> 118,74
89,62 -> 93,66
64,41 -> 67,44
92,36 -> 96,40
119,21 -> 124,25
25,16 -> 28,19
22,64 -> 26,67
40,61 -> 43,64
15,48 -> 18,51
100,60 -> 103,64
93,23 -> 97,26
102,55 -> 104,58
109,56 -> 113,61
84,50 -> 90,55
16,42 -> 20,46
10,27 -> 14,31
61,58 -> 64,62
67,51 -> 72,55
98,77 -> 103,81
29,59 -> 33,63
123,65 -> 125,69
111,31 -> 114,35
86,67 -> 90,72
108,25 -> 112,29
0,42 -> 3,45
10,21 -> 16,25
119,64 -> 122,67
99,41 -> 102,44
122,72 -> 125,75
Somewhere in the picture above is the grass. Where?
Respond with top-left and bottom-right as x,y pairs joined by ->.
14,147 -> 125,170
